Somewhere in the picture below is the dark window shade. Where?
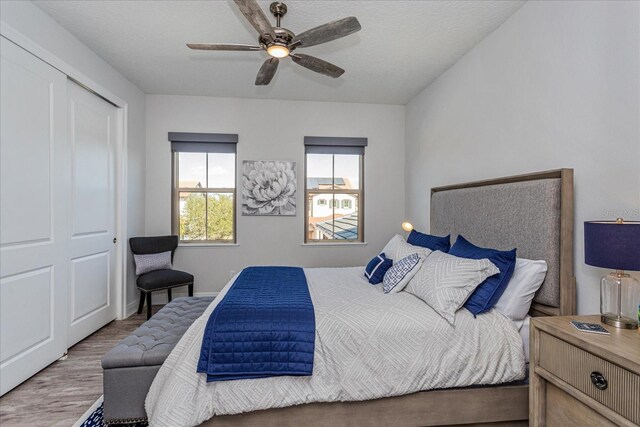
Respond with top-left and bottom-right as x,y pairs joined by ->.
304,136 -> 367,155
169,132 -> 238,153
305,145 -> 364,155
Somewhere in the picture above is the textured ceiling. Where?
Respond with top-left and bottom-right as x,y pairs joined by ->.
34,0 -> 524,105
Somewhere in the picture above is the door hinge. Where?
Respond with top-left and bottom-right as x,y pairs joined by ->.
113,237 -> 117,244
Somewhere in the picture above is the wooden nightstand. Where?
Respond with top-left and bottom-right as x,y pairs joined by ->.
530,315 -> 640,426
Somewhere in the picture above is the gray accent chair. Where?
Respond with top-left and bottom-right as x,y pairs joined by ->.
130,235 -> 193,319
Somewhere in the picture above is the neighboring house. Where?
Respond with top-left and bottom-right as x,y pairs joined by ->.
307,177 -> 358,240
310,193 -> 356,218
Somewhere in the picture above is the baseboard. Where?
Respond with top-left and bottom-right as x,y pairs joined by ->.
126,300 -> 139,318
126,291 -> 219,318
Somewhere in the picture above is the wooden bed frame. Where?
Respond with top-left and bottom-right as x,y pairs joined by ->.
202,169 -> 576,427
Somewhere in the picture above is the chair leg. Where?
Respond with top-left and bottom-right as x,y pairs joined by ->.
137,290 -> 145,314
188,283 -> 194,297
146,292 -> 152,319
167,288 -> 172,302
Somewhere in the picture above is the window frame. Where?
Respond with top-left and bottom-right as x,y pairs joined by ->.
304,152 -> 364,243
171,151 -> 237,244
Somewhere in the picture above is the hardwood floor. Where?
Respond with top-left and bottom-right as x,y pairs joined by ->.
0,307 -> 161,427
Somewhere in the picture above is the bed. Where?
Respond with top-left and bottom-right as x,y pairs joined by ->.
147,169 -> 576,427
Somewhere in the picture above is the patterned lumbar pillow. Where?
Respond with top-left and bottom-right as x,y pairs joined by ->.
134,251 -> 172,275
382,234 -> 432,262
364,253 -> 393,285
383,252 -> 427,294
404,251 -> 499,325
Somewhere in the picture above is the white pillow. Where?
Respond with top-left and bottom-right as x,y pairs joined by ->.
383,252 -> 426,294
494,258 -> 547,322
404,251 -> 499,325
382,234 -> 432,262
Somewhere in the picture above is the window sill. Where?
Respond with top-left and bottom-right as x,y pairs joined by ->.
178,243 -> 239,248
301,242 -> 368,247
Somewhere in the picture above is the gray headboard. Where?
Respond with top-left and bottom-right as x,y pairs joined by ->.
430,169 -> 575,316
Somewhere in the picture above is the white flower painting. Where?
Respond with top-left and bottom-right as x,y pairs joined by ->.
242,160 -> 297,216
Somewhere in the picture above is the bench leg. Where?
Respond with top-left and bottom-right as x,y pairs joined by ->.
188,283 -> 193,297
146,292 -> 152,319
167,288 -> 172,302
137,290 -> 145,314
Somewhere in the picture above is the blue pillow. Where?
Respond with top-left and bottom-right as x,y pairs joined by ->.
407,229 -> 451,252
449,235 -> 517,316
364,253 -> 393,284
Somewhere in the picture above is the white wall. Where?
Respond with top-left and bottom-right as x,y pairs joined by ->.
146,95 -> 405,294
405,1 -> 640,314
0,1 -> 146,313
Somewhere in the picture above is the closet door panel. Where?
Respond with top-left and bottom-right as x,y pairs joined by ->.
67,81 -> 117,347
0,40 -> 53,245
0,36 -> 69,396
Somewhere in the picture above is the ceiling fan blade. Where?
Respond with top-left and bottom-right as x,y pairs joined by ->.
255,57 -> 279,85
292,17 -> 361,48
233,0 -> 277,41
291,54 -> 345,78
187,43 -> 262,51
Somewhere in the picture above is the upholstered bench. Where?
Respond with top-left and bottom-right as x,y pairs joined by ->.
101,296 -> 214,425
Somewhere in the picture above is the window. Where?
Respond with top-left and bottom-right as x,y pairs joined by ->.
170,132 -> 237,243
304,137 -> 366,243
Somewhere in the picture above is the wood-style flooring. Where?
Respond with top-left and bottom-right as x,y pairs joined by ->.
0,307 -> 162,427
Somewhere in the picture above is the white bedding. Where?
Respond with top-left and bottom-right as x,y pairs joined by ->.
146,267 -> 526,427
518,315 -> 531,363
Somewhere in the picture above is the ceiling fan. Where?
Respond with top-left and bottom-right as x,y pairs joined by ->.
187,0 -> 361,85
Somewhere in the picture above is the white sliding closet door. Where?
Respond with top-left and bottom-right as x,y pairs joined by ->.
0,36 -> 70,396
66,81 -> 117,347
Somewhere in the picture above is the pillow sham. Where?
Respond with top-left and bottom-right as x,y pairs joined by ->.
383,252 -> 426,294
404,251 -> 499,325
382,234 -> 432,262
494,258 -> 547,322
364,253 -> 393,285
449,236 -> 517,316
407,229 -> 451,253
134,251 -> 172,276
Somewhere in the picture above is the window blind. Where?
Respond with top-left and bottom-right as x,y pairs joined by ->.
304,136 -> 367,155
169,132 -> 238,153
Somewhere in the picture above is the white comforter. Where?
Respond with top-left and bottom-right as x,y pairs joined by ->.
146,267 -> 525,427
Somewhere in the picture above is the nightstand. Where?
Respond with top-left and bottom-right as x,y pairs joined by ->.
530,315 -> 640,426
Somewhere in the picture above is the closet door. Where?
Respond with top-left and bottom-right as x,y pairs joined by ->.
67,81 -> 117,346
0,36 -> 70,396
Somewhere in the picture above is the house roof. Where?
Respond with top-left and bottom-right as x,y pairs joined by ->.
179,180 -> 202,188
314,213 -> 358,240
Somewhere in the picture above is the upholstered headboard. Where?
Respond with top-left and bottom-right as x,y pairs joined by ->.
430,169 -> 575,316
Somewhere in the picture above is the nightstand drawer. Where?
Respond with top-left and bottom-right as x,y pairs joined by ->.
538,332 -> 640,424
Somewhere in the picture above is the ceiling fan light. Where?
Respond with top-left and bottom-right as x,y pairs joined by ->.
267,44 -> 290,58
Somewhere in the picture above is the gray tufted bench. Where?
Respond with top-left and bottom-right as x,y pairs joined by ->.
101,296 -> 214,425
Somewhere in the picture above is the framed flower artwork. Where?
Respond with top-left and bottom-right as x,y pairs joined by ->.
241,160 -> 297,216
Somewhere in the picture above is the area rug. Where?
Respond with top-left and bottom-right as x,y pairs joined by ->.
74,396 -> 148,427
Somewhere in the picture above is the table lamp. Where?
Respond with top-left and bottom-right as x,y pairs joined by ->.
401,222 -> 414,233
584,218 -> 640,329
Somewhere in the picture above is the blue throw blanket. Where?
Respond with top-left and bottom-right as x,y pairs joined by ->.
197,266 -> 315,382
